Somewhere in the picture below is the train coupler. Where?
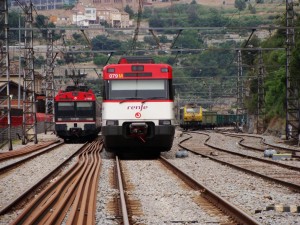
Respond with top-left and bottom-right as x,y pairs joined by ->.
129,123 -> 148,143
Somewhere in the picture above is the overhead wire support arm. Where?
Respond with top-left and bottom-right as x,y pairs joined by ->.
130,0 -> 143,54
105,52 -> 114,66
170,29 -> 183,49
172,50 -> 181,65
244,29 -> 256,48
80,29 -> 92,49
93,68 -> 101,79
149,29 -> 161,49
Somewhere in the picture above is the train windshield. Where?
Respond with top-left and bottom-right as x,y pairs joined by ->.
186,108 -> 200,113
106,79 -> 172,100
56,102 -> 95,118
56,102 -> 75,117
77,102 -> 94,117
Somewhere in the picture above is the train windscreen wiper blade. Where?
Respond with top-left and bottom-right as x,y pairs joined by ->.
141,97 -> 166,103
119,98 -> 143,104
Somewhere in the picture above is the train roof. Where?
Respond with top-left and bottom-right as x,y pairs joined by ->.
64,86 -> 90,92
118,56 -> 155,64
55,86 -> 97,102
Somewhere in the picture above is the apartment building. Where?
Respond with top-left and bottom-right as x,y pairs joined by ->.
73,3 -> 130,28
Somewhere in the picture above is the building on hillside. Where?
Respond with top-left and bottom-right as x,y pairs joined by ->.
72,3 -> 98,26
49,15 -> 72,26
72,3 -> 130,28
99,7 -> 130,28
121,11 -> 130,27
85,7 -> 97,24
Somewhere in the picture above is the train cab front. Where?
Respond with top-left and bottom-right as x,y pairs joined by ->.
55,123 -> 83,139
102,120 -> 175,152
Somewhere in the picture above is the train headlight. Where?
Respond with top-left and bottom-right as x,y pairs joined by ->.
106,120 -> 119,126
159,120 -> 171,125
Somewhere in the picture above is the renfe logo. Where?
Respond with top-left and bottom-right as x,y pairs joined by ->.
135,112 -> 141,118
127,105 -> 148,111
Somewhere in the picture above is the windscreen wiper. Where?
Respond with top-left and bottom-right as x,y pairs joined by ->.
141,97 -> 166,103
119,98 -> 143,104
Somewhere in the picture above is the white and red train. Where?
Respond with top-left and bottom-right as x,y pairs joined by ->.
101,56 -> 175,153
54,86 -> 101,142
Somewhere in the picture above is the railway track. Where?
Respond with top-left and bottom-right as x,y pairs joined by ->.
221,132 -> 300,159
0,141 -> 63,174
5,138 -> 103,224
0,142 -> 83,216
115,155 -> 259,224
180,132 -> 300,192
0,140 -> 60,161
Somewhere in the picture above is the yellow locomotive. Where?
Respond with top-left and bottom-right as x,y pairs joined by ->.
179,103 -> 202,130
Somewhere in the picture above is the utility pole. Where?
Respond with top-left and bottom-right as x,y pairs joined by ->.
0,0 -> 12,150
22,1 -> 38,144
285,0 -> 299,141
256,50 -> 265,134
44,29 -> 56,134
236,50 -> 245,130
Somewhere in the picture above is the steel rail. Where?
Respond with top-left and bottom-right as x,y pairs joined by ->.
65,142 -> 101,225
240,137 -> 300,160
159,156 -> 260,225
116,156 -> 130,225
9,138 -> 103,225
7,147 -> 87,223
0,140 -> 60,161
0,142 -> 64,175
206,133 -> 300,172
222,132 -> 300,151
180,132 -> 300,192
221,132 -> 300,158
0,142 -> 83,216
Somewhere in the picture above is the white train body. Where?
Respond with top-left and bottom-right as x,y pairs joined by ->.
101,57 -> 175,153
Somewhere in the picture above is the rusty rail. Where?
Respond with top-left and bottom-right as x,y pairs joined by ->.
159,156 -> 260,225
10,138 -> 103,225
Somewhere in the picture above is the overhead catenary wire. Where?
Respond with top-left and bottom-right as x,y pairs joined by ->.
8,1 -> 296,98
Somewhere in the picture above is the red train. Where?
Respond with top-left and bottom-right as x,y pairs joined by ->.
54,86 -> 101,142
101,56 -> 175,154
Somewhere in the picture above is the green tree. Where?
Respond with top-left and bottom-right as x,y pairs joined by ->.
248,3 -> 256,14
91,35 -> 122,50
93,54 -> 109,66
143,36 -> 157,46
159,35 -> 169,43
0,11 -> 24,43
72,32 -> 86,45
124,5 -> 134,19
264,67 -> 286,118
35,15 -> 49,39
234,0 -> 246,11
175,30 -> 203,50
149,15 -> 165,27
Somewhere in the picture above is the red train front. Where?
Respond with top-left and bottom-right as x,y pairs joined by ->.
101,56 -> 175,154
54,86 -> 101,142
